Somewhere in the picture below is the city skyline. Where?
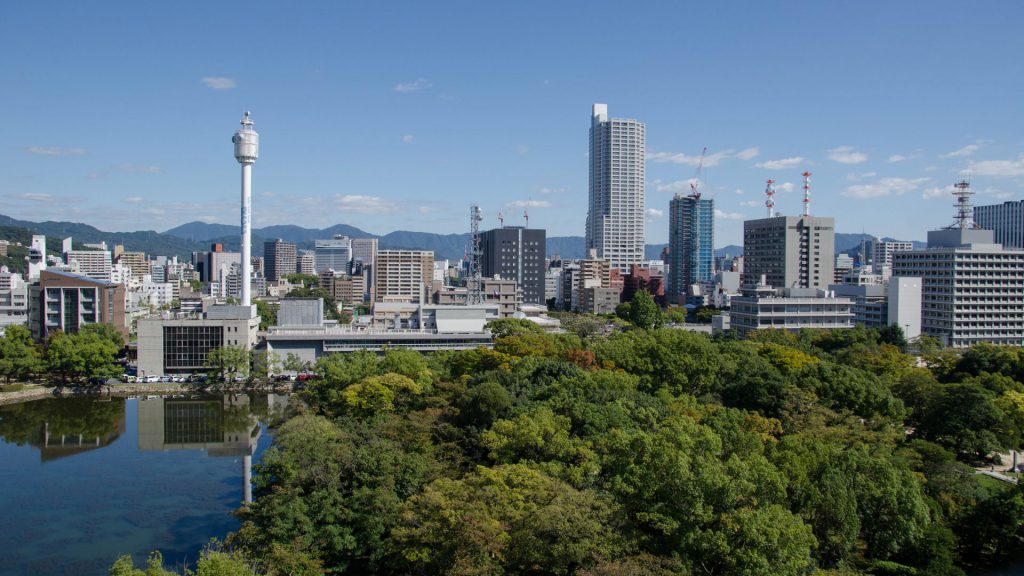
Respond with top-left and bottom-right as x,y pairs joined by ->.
2,2 -> 1023,246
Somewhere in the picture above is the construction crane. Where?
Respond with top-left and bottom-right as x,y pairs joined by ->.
689,147 -> 707,199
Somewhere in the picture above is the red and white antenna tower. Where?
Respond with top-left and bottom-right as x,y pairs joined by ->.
801,171 -> 812,217
764,179 -> 776,217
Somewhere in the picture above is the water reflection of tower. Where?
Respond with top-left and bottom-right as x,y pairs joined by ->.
137,395 -> 261,503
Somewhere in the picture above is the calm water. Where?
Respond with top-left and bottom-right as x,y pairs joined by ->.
0,393 -> 287,576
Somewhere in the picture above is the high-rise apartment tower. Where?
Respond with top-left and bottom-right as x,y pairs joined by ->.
586,103 -> 646,272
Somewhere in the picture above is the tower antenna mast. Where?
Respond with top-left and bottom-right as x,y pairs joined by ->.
802,171 -> 812,217
232,111 -> 259,307
468,205 -> 483,305
946,175 -> 976,230
764,179 -> 776,217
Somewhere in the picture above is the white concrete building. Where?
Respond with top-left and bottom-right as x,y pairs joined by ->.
872,240 -> 914,273
586,103 -> 646,272
892,228 -> 1024,347
888,277 -> 922,340
729,281 -> 853,335
314,236 -> 352,273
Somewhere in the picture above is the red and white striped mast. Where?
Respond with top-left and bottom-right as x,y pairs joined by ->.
764,179 -> 776,217
801,171 -> 812,217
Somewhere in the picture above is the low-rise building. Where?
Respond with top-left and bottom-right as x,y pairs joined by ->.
136,304 -> 259,376
729,281 -> 853,335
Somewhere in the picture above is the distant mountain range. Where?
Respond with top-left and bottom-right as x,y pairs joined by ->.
0,214 -> 924,263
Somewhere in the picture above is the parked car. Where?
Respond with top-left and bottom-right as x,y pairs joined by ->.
144,375 -> 160,383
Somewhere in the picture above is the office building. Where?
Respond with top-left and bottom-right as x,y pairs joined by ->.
668,194 -> 714,302
872,240 -> 913,273
742,215 -> 835,291
0,269 -> 28,328
375,250 -> 433,303
298,251 -> 316,276
116,251 -> 150,280
28,235 -> 47,281
480,226 -> 546,305
64,249 -> 112,282
729,281 -> 853,335
264,239 -> 296,281
974,200 -> 1024,249
136,304 -> 259,376
351,237 -> 378,267
29,269 -> 127,340
892,228 -> 1024,347
314,236 -> 352,273
586,103 -> 646,272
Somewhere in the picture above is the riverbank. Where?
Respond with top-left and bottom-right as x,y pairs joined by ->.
0,381 -> 296,406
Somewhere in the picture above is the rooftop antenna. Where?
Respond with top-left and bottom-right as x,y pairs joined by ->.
524,209 -> 529,228
946,175 -> 976,230
764,179 -> 776,217
497,211 -> 504,227
802,171 -> 812,217
468,205 -> 483,305
690,147 -> 707,199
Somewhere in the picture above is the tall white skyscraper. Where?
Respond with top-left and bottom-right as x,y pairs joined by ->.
586,103 -> 646,272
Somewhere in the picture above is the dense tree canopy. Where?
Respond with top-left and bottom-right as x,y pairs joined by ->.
115,323 -> 1024,575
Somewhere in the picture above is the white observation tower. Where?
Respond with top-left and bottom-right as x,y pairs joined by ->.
232,112 -> 259,307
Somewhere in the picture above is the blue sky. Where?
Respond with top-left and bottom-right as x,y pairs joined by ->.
2,1 -> 1023,247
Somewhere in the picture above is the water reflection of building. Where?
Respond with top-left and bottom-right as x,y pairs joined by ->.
40,412 -> 126,462
137,394 -> 264,502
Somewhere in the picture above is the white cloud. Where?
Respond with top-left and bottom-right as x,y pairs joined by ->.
18,193 -> 51,202
740,200 -> 762,207
646,208 -> 663,218
736,147 -> 760,160
115,164 -> 162,174
842,177 -> 929,199
734,189 -> 745,195
652,178 -> 700,194
776,182 -> 796,192
714,209 -> 745,220
402,135 -> 415,143
515,144 -> 529,155
647,148 -> 755,167
828,146 -> 868,164
755,157 -> 804,170
539,187 -> 567,195
26,146 -> 87,156
922,185 -> 951,200
394,78 -> 432,92
943,144 -> 981,158
888,154 -> 910,163
201,76 -> 236,90
846,171 -> 877,182
123,196 -> 144,204
969,155 -> 1024,178
507,199 -> 551,208
334,194 -> 402,214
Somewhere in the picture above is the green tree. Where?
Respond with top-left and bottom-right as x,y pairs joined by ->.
284,273 -> 320,288
255,300 -> 278,331
628,290 -> 663,330
205,346 -> 251,382
44,328 -> 122,384
693,305 -> 721,323
485,318 -> 544,339
390,464 -> 626,575
282,352 -> 309,374
0,325 -> 41,383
